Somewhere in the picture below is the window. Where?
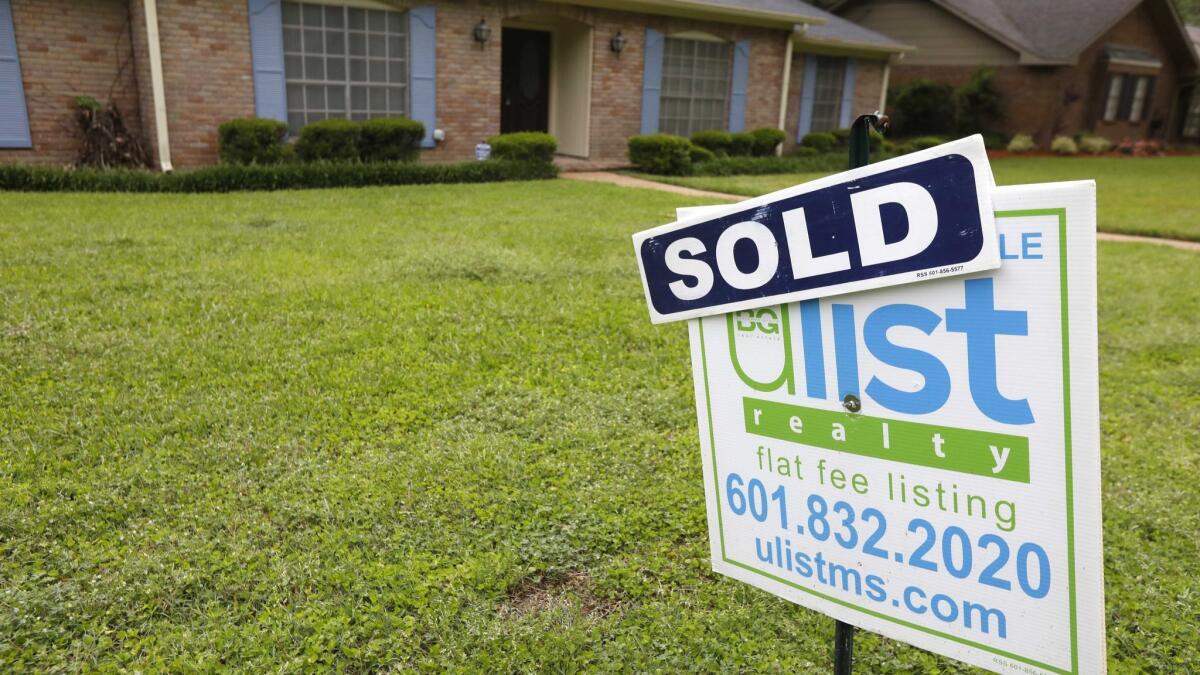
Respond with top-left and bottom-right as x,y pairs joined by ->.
1101,73 -> 1154,123
282,2 -> 408,134
659,37 -> 732,137
1184,88 -> 1200,139
809,56 -> 847,132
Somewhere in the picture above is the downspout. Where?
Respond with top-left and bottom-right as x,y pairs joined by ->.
879,57 -> 892,113
143,0 -> 172,172
776,27 -> 796,156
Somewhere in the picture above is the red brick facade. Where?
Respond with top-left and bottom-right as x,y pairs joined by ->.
1,0 -> 892,168
885,2 -> 1194,144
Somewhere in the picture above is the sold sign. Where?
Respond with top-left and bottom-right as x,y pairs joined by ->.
633,136 -> 1000,323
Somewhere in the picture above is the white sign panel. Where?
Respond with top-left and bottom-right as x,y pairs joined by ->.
687,181 -> 1104,674
634,136 -> 1000,324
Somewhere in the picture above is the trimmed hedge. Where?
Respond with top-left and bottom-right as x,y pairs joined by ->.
360,117 -> 424,162
217,118 -> 289,165
0,160 -> 558,193
689,145 -> 717,163
690,130 -> 732,156
728,132 -> 755,157
295,119 -> 361,162
750,128 -> 786,156
487,132 -> 557,163
628,134 -> 693,175
801,132 -> 837,152
692,153 -> 846,177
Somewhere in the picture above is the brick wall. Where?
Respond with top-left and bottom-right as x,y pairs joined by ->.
781,52 -> 891,150
2,0 -> 142,166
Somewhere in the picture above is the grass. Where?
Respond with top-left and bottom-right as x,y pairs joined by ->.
1,181 -> 1197,671
634,156 -> 1200,241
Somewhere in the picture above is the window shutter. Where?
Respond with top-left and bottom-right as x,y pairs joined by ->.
728,39 -> 750,132
641,28 -> 664,135
409,6 -> 436,148
796,56 -> 818,140
838,58 -> 857,128
247,0 -> 287,122
0,0 -> 31,148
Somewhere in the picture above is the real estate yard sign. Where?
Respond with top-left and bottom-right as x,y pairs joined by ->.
685,182 -> 1104,674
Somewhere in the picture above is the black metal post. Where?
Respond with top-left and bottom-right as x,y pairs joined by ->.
833,111 -> 889,675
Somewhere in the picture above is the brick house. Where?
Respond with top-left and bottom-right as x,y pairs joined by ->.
835,0 -> 1200,144
0,0 -> 907,170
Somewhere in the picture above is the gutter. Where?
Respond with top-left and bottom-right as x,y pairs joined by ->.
776,30 -> 794,151
142,0 -> 173,172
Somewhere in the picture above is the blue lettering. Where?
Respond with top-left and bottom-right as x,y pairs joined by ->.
945,279 -> 1034,425
1021,232 -> 1043,259
863,304 -> 951,414
832,304 -> 859,400
799,300 -> 827,399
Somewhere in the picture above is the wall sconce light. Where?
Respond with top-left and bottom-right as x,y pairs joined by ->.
473,18 -> 492,44
610,30 -> 626,55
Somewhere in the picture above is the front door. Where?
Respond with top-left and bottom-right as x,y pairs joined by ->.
501,28 -> 550,134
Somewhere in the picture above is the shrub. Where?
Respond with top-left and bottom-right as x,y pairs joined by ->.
1007,133 -> 1036,153
801,132 -> 837,152
728,132 -> 755,157
749,127 -> 786,156
790,146 -> 818,157
830,127 -> 851,144
627,134 -> 693,175
954,68 -> 1003,135
487,131 -> 557,163
981,132 -> 1009,150
0,160 -> 557,193
692,153 -> 847,176
75,97 -> 150,169
689,145 -> 717,163
360,117 -> 424,162
889,79 -> 956,136
1079,135 -> 1113,155
910,136 -> 947,151
690,130 -> 733,156
1051,135 -> 1078,155
218,118 -> 289,165
295,119 -> 361,162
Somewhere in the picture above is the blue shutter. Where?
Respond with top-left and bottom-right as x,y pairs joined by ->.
0,0 -> 31,148
409,6 -> 436,148
640,28 -> 664,134
728,39 -> 750,132
796,56 -> 817,140
838,58 -> 857,128
247,0 -> 287,122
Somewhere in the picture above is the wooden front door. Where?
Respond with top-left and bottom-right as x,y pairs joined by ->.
501,28 -> 551,134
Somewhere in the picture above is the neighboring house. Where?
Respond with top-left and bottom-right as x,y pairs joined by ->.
0,0 -> 907,170
836,0 -> 1200,143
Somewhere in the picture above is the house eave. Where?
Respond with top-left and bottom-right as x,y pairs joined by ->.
547,0 -> 827,29
792,34 -> 914,57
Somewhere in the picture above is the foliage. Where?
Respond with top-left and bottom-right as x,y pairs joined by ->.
295,119 -> 362,162
789,146 -> 818,157
1078,135 -> 1113,155
626,134 -> 694,175
487,132 -> 557,163
982,132 -> 1009,150
749,127 -> 786,156
72,97 -> 150,169
690,152 -> 846,176
0,160 -> 557,193
1050,136 -> 1079,155
888,79 -> 956,136
800,132 -> 837,152
1007,133 -> 1036,153
217,118 -> 289,165
360,117 -> 425,163
688,145 -> 717,164
909,136 -> 947,151
689,130 -> 733,156
954,68 -> 1003,135
728,132 -> 755,157
0,178 -> 1197,671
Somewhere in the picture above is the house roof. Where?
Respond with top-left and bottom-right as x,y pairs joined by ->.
792,1 -> 914,53
837,0 -> 1200,67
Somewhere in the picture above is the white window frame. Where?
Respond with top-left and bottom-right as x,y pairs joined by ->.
658,35 -> 733,137
809,56 -> 847,133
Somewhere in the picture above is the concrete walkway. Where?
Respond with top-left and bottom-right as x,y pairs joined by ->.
562,171 -> 1200,253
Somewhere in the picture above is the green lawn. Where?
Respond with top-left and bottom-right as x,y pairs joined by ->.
637,156 -> 1200,241
1,181 -> 1198,671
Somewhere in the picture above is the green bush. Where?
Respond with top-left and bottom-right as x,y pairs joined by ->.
689,145 -> 717,163
889,79 -> 956,136
749,127 -> 786,156
217,118 -> 289,165
830,127 -> 851,144
982,132 -> 1009,149
1079,135 -> 1113,155
801,132 -> 837,152
1051,135 -> 1079,155
692,153 -> 846,176
627,134 -> 693,175
789,146 -> 818,157
0,160 -> 558,193
1007,133 -> 1036,153
954,68 -> 1003,135
910,136 -> 947,151
487,131 -> 557,163
360,117 -> 424,163
295,119 -> 361,162
728,132 -> 755,157
690,130 -> 733,156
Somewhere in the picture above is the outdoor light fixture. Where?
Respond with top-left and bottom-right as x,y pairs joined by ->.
610,30 -> 626,54
473,18 -> 491,44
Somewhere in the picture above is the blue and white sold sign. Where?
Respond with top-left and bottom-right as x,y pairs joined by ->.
633,136 -> 1000,323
